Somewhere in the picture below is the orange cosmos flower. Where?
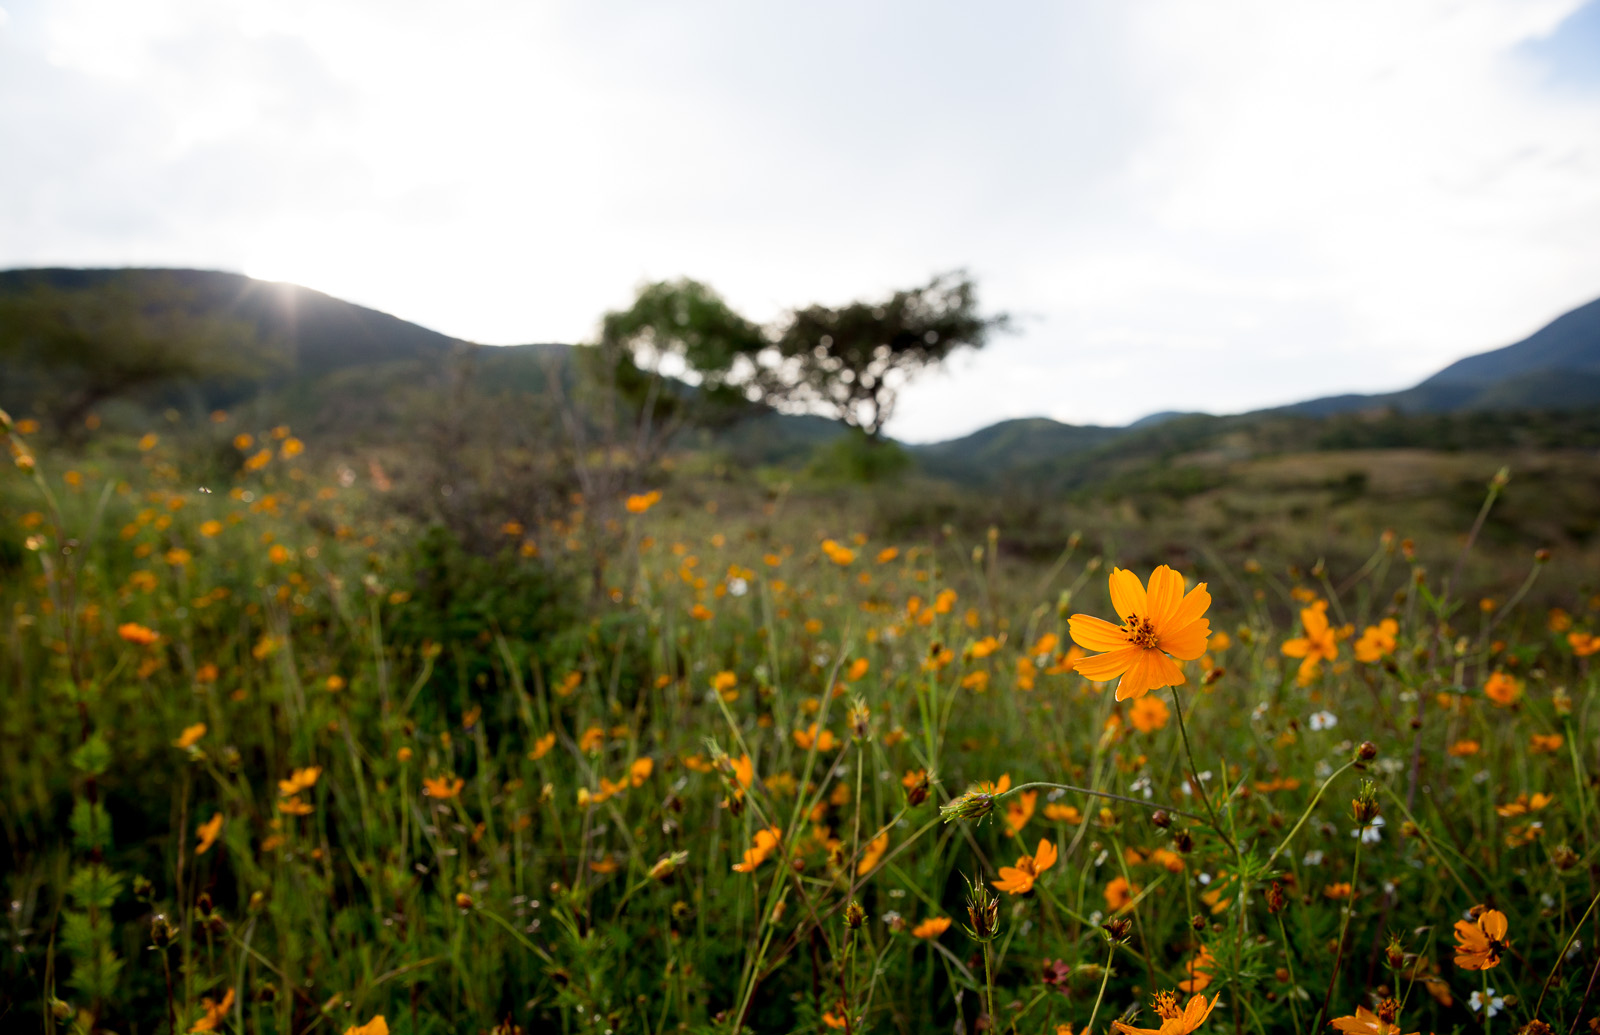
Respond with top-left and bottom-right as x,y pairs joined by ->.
992,838 -> 1058,895
189,988 -> 235,1032
732,826 -> 783,873
278,766 -> 322,796
1354,618 -> 1399,663
1569,631 -> 1600,657
1130,694 -> 1170,733
1529,733 -> 1564,754
911,916 -> 951,938
1281,601 -> 1351,684
857,832 -> 889,875
846,657 -> 870,681
343,1016 -> 388,1035
277,796 -> 313,815
1044,803 -> 1083,824
528,732 -> 556,760
119,622 -> 160,646
423,775 -> 465,799
1454,908 -> 1509,970
195,813 -> 224,855
793,723 -> 838,751
174,723 -> 207,749
1003,790 -> 1037,838
1113,991 -> 1219,1035
629,757 -> 654,786
1178,946 -> 1216,993
1483,670 -> 1522,707
1448,739 -> 1481,757
1069,565 -> 1211,701
1105,875 -> 1140,912
625,490 -> 661,514
1328,1001 -> 1417,1035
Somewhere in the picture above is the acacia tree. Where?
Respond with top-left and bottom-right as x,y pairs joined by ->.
578,278 -> 767,467
756,272 -> 1004,439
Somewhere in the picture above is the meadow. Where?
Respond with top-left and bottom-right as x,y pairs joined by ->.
2,407 -> 1598,1035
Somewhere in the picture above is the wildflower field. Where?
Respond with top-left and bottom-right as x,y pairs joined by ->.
4,409 -> 1600,1035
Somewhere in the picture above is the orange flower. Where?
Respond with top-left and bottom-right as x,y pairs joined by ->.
732,826 -> 783,873
1068,566 -> 1211,700
118,622 -> 160,646
343,1017 -> 389,1035
911,916 -> 951,938
578,726 -> 605,753
528,732 -> 556,760
1004,790 -> 1037,837
1281,601 -> 1351,684
1178,946 -> 1215,993
1483,670 -> 1522,707
876,547 -> 899,564
629,757 -> 654,787
625,490 -> 661,514
174,723 -> 207,749
1130,694 -> 1170,733
189,988 -> 235,1032
1328,1003 -> 1417,1035
1354,618 -> 1399,663
793,723 -> 838,752
1569,631 -> 1600,657
728,753 -> 755,799
1105,875 -> 1140,912
1529,733 -> 1564,754
277,796 -> 313,815
278,766 -> 322,796
195,813 -> 224,855
1324,882 -> 1353,900
857,832 -> 889,875
1113,991 -> 1219,1035
993,838 -> 1058,895
423,775 -> 465,799
1448,739 -> 1481,757
821,539 -> 855,565
1496,792 -> 1554,817
1044,803 -> 1083,824
689,603 -> 712,621
846,657 -> 870,681
1454,908 -> 1509,970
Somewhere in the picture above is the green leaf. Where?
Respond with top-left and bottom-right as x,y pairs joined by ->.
69,733 -> 112,776
69,800 -> 112,852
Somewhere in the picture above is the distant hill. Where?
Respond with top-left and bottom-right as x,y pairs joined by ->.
1282,295 -> 1600,417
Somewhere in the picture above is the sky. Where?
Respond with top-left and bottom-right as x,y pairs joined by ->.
3,0 -> 1599,442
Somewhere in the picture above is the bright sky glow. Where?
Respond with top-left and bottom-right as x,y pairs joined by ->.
3,0 -> 1599,440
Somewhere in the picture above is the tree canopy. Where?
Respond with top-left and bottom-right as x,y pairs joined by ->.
757,272 -> 1004,438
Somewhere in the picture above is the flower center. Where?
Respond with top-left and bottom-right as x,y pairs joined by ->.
1152,991 -> 1180,1019
1124,615 -> 1161,650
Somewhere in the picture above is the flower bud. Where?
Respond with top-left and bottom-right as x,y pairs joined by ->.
455,893 -> 473,910
150,913 -> 178,948
1355,741 -> 1377,763
1266,881 -> 1285,914
964,875 -> 1000,941
1102,917 -> 1133,944
1173,829 -> 1194,854
649,851 -> 689,881
843,900 -> 867,930
940,790 -> 995,824
1150,809 -> 1171,829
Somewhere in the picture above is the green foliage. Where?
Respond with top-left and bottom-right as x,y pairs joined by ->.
60,865 -> 125,1002
759,271 -> 1005,438
68,801 -> 112,853
807,430 -> 913,484
68,734 -> 111,777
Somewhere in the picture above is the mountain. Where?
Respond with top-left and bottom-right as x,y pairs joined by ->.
1282,295 -> 1600,417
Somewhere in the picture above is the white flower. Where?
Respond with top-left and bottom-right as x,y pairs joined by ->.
1469,989 -> 1503,1017
1569,938 -> 1584,960
1303,850 -> 1324,866
1251,702 -> 1269,721
728,577 -> 748,597
1309,711 -> 1338,731
1352,816 -> 1386,845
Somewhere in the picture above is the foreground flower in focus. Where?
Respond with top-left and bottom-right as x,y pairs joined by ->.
1068,566 -> 1211,700
1454,908 -> 1509,970
1112,990 -> 1218,1035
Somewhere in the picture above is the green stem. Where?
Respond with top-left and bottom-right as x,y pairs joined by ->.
1085,939 -> 1115,1035
1170,685 -> 1237,853
1265,760 -> 1359,869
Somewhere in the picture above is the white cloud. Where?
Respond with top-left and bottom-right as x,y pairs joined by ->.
2,0 -> 1598,439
